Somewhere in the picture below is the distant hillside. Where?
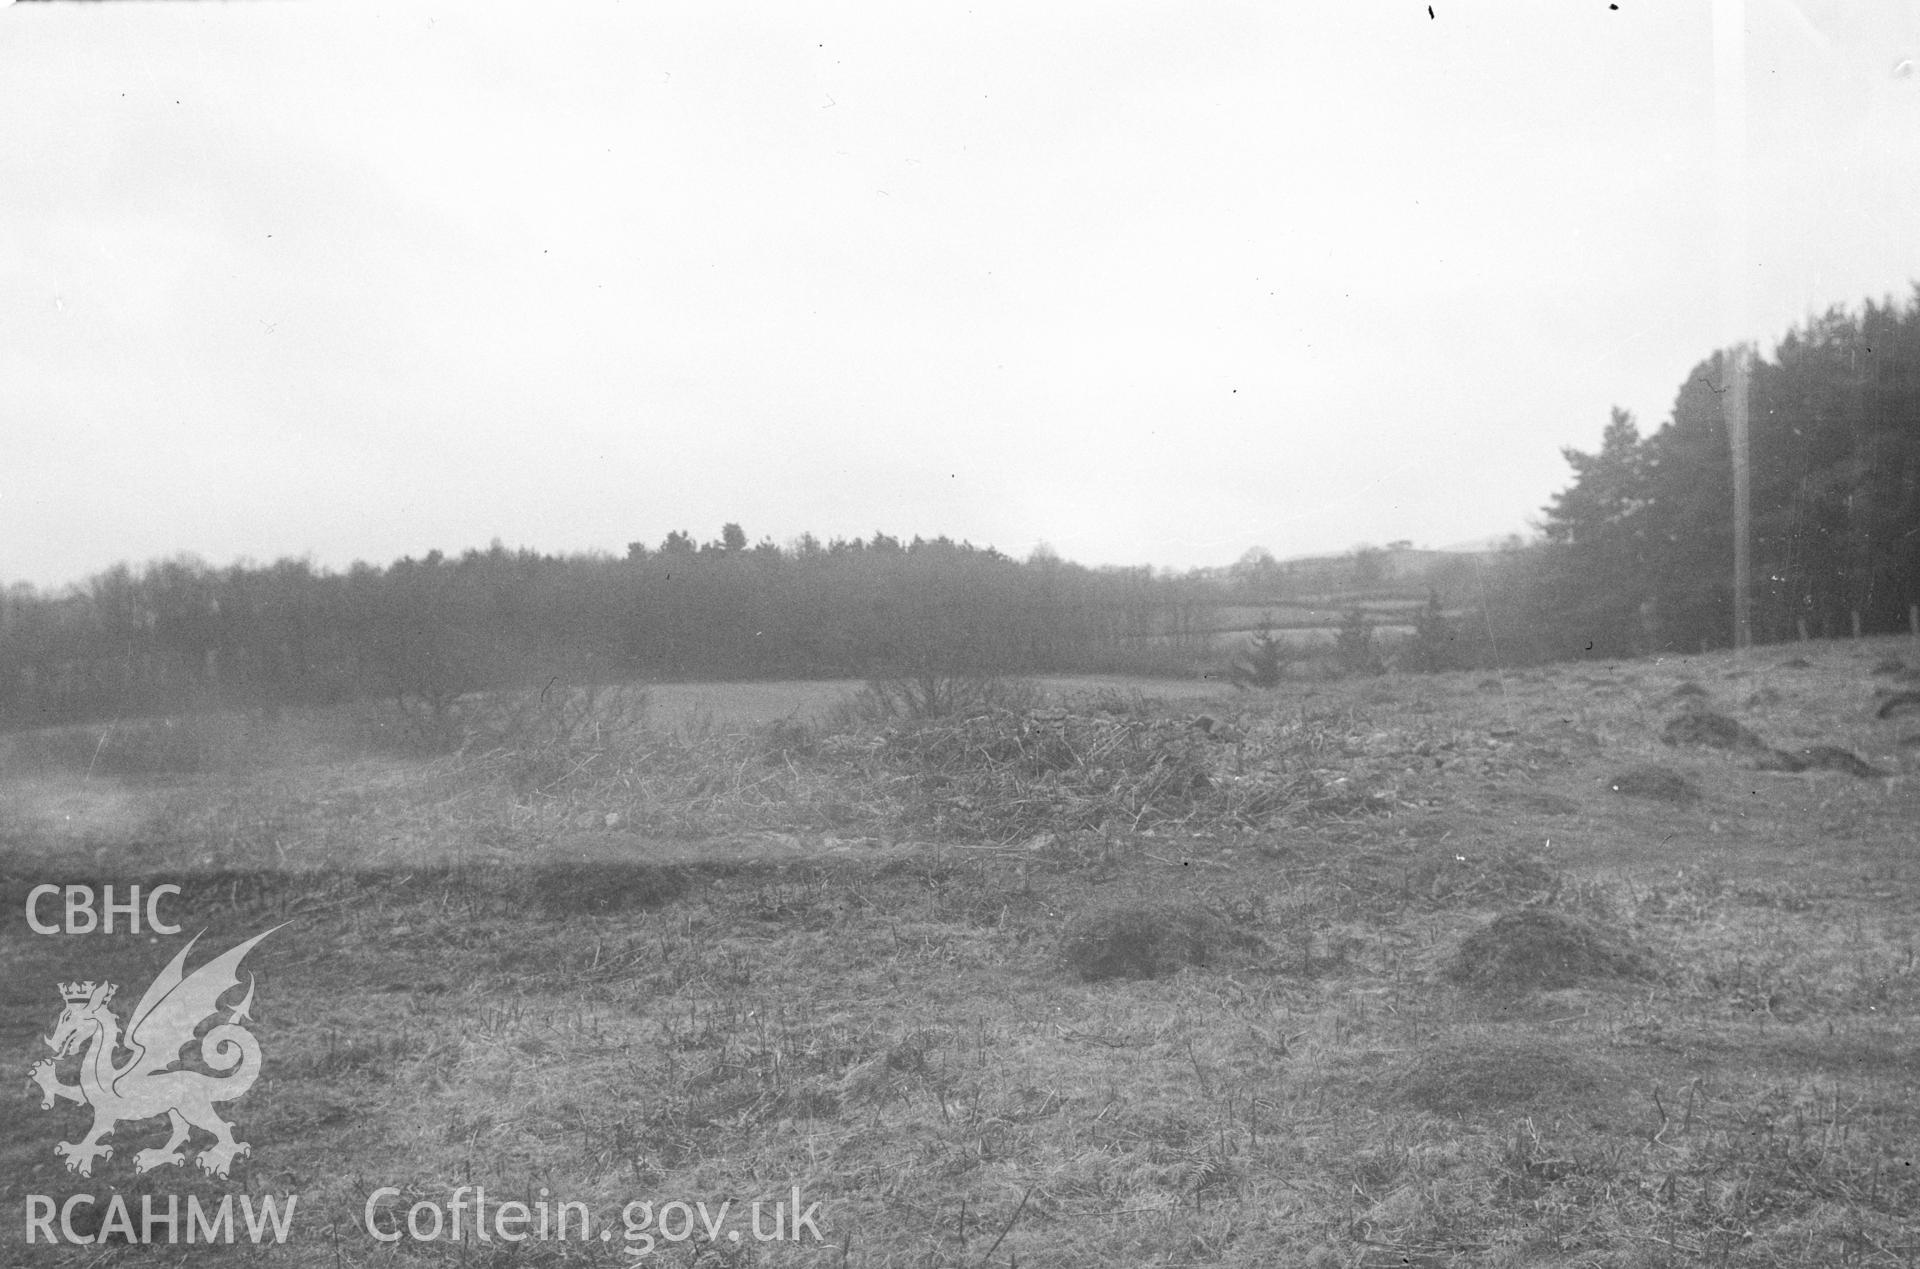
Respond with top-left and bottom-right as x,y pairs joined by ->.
1221,540 -> 1534,614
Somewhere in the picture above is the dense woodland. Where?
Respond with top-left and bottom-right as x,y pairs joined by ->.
0,534 -> 1234,729
1532,287 -> 1920,659
3,288 -> 1917,730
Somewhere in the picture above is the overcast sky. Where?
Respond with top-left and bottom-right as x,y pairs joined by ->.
3,1 -> 1918,590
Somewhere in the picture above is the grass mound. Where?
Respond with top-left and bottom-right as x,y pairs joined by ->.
1389,1034 -> 1610,1117
1876,690 -> 1920,719
1445,909 -> 1659,992
1608,764 -> 1699,804
1059,897 -> 1264,981
1670,681 -> 1710,699
1791,745 -> 1889,778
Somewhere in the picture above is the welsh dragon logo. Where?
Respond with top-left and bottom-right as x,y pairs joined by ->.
27,925 -> 282,1179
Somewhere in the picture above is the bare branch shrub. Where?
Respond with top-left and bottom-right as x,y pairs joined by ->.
462,682 -> 651,794
1334,608 -> 1385,676
1227,620 -> 1292,689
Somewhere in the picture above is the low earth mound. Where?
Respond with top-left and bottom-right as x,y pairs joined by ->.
1059,898 -> 1265,981
1877,690 -> 1920,719
1791,745 -> 1889,778
1608,764 -> 1699,804
1658,710 -> 1882,775
1661,709 -> 1771,753
1747,746 -> 1809,772
1390,1034 -> 1611,1117
1445,909 -> 1659,992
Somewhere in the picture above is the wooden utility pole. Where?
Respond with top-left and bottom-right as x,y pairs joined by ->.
1727,344 -> 1752,650
1714,0 -> 1751,652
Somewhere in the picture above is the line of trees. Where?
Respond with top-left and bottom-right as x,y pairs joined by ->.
0,531 -> 1227,730
1527,287 -> 1920,659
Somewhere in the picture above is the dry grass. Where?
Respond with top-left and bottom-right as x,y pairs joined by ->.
3,639 -> 1920,1265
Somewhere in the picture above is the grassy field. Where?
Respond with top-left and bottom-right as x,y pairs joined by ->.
4,645 -> 1919,1266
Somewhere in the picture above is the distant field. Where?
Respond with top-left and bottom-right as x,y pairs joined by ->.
1123,602 -> 1429,646
5,643 -> 1920,1265
1211,600 -> 1428,627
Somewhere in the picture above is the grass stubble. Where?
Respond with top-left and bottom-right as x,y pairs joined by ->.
1,643 -> 1918,1266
